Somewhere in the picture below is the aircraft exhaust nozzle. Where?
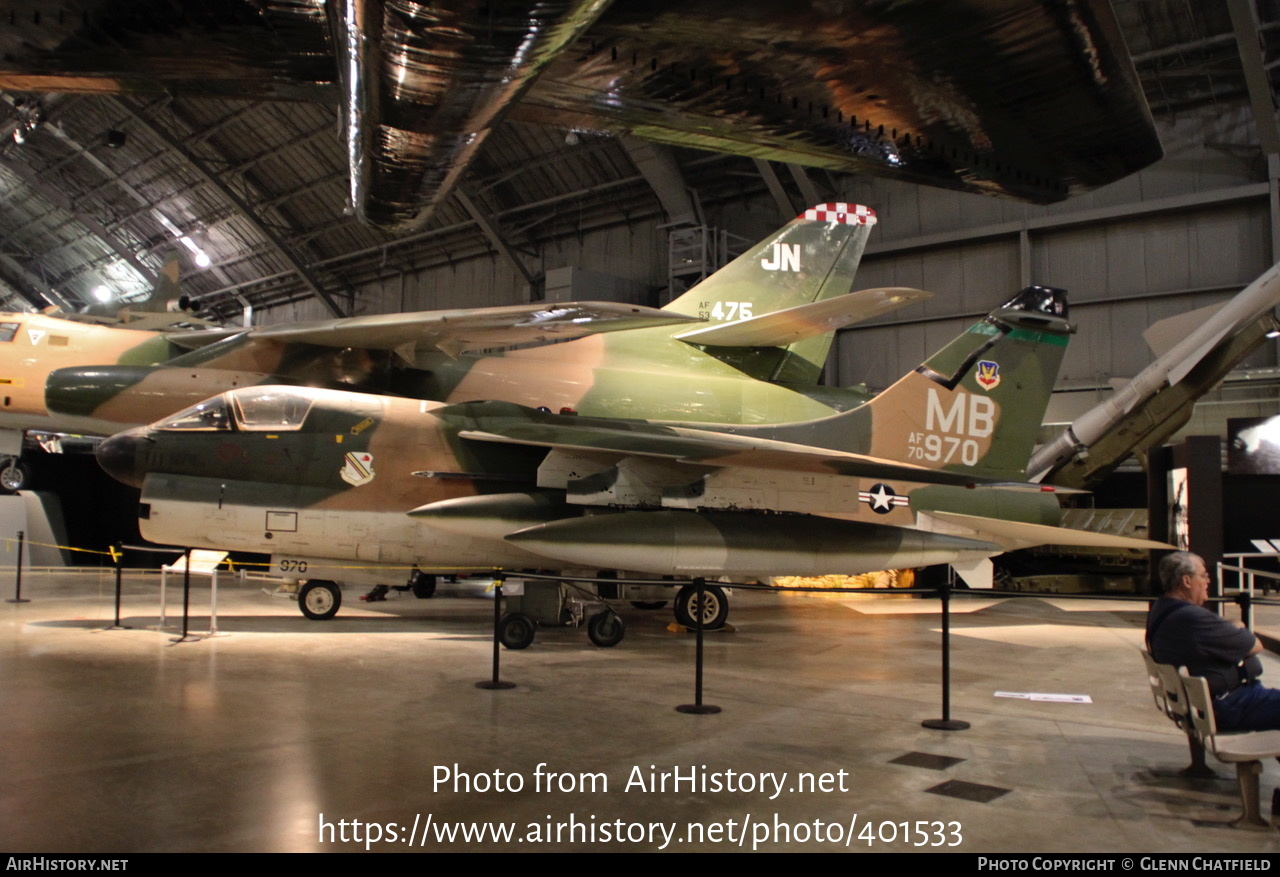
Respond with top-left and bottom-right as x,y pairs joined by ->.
506,511 -> 998,578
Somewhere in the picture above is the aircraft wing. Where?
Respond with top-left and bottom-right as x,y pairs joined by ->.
447,401 -> 1036,488
248,302 -> 701,358
674,287 -> 930,348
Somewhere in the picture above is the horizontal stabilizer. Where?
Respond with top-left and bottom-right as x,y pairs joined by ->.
919,510 -> 1173,553
674,287 -> 929,348
251,302 -> 701,358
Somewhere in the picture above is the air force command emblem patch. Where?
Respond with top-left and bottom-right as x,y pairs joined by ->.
976,360 -> 1001,390
340,451 -> 375,486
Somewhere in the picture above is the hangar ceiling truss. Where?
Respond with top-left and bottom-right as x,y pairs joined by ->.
0,0 -> 1265,319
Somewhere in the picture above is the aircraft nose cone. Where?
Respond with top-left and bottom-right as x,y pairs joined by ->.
96,428 -> 151,488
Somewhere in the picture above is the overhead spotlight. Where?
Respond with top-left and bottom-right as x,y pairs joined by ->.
91,285 -> 112,302
194,249 -> 211,268
11,97 -> 43,145
105,129 -> 126,149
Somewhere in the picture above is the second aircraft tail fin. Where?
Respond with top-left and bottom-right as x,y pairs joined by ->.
664,203 -> 877,383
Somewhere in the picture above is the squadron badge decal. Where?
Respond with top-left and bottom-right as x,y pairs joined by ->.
340,451 -> 375,486
976,360 -> 1000,390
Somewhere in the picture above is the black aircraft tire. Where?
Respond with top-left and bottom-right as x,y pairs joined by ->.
498,612 -> 536,650
587,611 -> 625,648
674,584 -> 728,630
0,460 -> 28,492
299,580 -> 342,620
410,572 -> 437,599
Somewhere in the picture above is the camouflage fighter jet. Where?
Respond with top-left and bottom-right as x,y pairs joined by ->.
46,203 -> 924,435
96,284 -> 1167,637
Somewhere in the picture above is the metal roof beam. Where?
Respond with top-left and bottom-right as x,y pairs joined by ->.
1228,0 -> 1280,154
454,187 -> 539,289
0,158 -> 155,288
0,252 -> 72,309
112,97 -> 349,317
621,137 -> 696,225
753,159 -> 797,219
786,164 -> 822,208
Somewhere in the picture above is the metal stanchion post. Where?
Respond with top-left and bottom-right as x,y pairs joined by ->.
106,543 -> 130,630
477,577 -> 516,690
1237,589 -> 1254,632
923,576 -> 969,731
6,529 -> 27,604
677,577 -> 721,715
171,547 -> 199,643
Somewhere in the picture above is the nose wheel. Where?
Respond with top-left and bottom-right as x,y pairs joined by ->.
587,610 -> 624,647
299,580 -> 342,620
497,612 -> 536,650
0,458 -> 28,492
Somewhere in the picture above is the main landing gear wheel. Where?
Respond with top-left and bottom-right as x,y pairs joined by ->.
299,580 -> 342,620
0,459 -> 27,492
498,612 -> 536,650
410,572 -> 437,599
587,611 -> 625,648
674,583 -> 728,630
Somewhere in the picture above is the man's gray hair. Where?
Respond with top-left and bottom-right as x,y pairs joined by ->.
1158,550 -> 1201,593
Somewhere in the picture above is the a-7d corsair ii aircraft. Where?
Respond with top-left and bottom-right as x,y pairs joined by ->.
97,286 -> 1167,639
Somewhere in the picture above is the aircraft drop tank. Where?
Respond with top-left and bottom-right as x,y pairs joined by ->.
505,510 -> 1000,579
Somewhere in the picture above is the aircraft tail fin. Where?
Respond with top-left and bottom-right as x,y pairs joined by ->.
861,285 -> 1071,481
127,251 -> 181,314
664,203 -> 877,383
749,286 -> 1073,481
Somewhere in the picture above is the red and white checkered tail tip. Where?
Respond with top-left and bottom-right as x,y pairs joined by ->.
800,203 -> 877,225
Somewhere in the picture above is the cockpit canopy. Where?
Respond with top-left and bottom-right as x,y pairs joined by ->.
157,387 -> 319,432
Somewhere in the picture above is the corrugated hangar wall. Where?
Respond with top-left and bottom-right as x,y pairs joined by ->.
833,106 -> 1276,395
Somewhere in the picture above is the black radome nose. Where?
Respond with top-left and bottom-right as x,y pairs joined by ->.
95,428 -> 150,488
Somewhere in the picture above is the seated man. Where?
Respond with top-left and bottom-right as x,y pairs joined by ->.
1147,550 -> 1280,732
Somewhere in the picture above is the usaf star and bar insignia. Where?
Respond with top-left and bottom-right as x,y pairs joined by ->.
859,483 -> 909,514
